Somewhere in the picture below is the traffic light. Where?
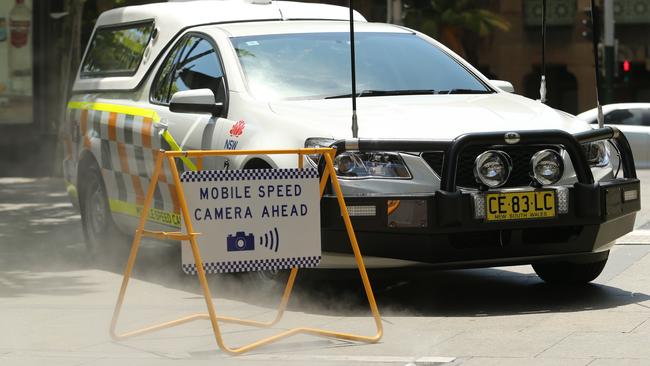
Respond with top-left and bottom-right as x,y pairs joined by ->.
623,60 -> 631,73
622,59 -> 631,83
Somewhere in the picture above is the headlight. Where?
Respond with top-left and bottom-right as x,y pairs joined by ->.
334,152 -> 411,179
530,149 -> 564,185
582,141 -> 610,167
305,138 -> 411,178
304,137 -> 336,164
473,150 -> 512,188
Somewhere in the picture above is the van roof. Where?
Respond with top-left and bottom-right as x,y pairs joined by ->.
74,0 -> 366,92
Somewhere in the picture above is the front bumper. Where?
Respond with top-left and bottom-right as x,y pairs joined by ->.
322,179 -> 639,267
320,127 -> 641,268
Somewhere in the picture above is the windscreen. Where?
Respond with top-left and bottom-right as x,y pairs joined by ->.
231,32 -> 491,100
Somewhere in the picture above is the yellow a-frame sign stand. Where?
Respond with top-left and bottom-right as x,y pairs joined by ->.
109,147 -> 383,355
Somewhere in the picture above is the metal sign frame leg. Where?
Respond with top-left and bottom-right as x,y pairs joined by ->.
109,148 -> 383,355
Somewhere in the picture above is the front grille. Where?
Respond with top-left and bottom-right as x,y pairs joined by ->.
421,145 -> 561,189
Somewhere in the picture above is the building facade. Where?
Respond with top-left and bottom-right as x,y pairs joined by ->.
477,0 -> 650,114
0,0 -> 69,175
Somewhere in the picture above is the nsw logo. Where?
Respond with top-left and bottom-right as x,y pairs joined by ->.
229,120 -> 245,137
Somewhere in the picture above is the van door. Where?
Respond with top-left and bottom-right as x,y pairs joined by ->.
146,33 -> 235,224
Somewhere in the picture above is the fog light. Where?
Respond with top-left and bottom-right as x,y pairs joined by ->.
531,149 -> 564,185
473,150 -> 512,188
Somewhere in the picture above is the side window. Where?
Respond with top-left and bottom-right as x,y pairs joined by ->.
643,111 -> 650,127
603,111 -> 624,125
81,21 -> 154,77
151,34 -> 225,105
605,109 -> 645,126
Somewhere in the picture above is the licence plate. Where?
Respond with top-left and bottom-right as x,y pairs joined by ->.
485,191 -> 556,222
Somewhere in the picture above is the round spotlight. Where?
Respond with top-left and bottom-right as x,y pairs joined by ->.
530,149 -> 564,185
473,150 -> 512,188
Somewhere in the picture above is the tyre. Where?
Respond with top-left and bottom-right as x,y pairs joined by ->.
532,251 -> 609,285
79,165 -> 128,259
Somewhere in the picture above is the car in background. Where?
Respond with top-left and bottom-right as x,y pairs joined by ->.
577,103 -> 650,168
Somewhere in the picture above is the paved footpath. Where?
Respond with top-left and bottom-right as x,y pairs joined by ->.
1,173 -> 649,366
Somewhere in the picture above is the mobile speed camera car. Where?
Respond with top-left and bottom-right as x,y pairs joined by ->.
62,0 -> 640,284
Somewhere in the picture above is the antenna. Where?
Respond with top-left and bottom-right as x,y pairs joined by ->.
539,0 -> 547,103
349,0 -> 359,138
590,0 -> 604,128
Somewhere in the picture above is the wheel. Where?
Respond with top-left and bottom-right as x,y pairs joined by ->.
532,251 -> 609,285
79,165 -> 128,259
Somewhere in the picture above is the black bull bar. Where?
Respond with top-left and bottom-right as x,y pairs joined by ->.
326,126 -> 637,192
318,127 -> 639,259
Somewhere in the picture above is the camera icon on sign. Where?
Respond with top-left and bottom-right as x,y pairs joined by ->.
226,232 -> 255,252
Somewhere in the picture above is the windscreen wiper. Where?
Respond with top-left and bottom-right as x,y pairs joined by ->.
325,89 -> 438,99
436,89 -> 494,94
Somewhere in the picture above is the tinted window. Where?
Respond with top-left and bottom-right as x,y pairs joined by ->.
604,108 -> 650,126
151,35 -> 225,104
231,32 -> 491,100
81,21 -> 154,77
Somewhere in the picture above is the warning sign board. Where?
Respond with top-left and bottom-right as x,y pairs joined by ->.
180,168 -> 321,274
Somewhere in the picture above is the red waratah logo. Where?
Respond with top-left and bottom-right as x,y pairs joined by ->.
229,120 -> 245,137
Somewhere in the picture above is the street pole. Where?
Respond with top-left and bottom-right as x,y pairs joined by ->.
386,0 -> 392,23
603,0 -> 615,104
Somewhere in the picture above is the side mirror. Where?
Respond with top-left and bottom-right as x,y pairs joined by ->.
169,88 -> 223,116
490,80 -> 515,93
